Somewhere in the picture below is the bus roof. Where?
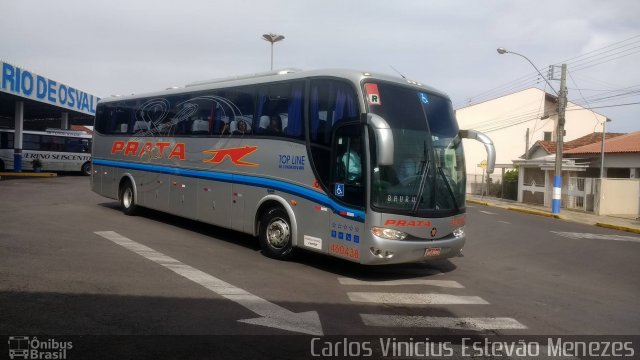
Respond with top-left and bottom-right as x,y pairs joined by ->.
98,68 -> 449,104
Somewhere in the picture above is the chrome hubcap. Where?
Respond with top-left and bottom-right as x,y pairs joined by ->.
123,188 -> 133,208
266,218 -> 290,249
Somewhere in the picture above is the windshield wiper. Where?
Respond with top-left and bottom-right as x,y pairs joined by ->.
438,167 -> 459,212
411,141 -> 430,213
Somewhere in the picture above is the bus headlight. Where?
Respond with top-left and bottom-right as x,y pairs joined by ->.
453,226 -> 465,238
371,227 -> 407,240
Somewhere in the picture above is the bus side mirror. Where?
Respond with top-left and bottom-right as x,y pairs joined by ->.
459,129 -> 496,174
366,113 -> 394,166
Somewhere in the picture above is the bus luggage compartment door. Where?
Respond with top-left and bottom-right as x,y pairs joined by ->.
169,176 -> 197,219
142,173 -> 170,212
230,183 -> 245,232
196,180 -> 231,227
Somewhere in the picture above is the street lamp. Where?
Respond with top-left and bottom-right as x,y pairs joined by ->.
262,33 -> 285,71
497,47 -> 568,214
600,118 -> 612,178
496,48 -> 558,95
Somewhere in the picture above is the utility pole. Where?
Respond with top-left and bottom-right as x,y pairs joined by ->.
525,128 -> 530,156
599,118 -> 611,179
552,64 -> 567,214
497,48 -> 567,214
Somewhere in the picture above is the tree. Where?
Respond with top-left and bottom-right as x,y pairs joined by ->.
503,169 -> 519,200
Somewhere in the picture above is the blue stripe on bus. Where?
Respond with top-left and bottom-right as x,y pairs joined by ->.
93,159 -> 365,222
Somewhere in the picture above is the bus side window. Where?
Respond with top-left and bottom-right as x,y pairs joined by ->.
23,134 -> 40,151
213,88 -> 255,137
0,132 -> 12,149
256,81 -> 304,139
112,104 -> 133,134
65,138 -> 86,153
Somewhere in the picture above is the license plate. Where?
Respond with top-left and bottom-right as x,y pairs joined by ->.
425,247 -> 441,257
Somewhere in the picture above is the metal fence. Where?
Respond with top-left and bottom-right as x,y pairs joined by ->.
564,177 -> 597,212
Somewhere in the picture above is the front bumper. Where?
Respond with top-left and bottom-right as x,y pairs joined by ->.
359,233 -> 465,265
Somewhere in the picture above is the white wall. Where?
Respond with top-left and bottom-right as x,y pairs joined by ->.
595,178 -> 640,216
456,88 -> 604,189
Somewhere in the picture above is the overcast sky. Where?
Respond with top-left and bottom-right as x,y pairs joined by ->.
2,0 -> 639,132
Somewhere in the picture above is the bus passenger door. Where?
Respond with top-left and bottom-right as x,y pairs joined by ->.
332,125 -> 365,209
328,125 -> 366,262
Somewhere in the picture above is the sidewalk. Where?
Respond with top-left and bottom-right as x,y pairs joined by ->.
467,195 -> 640,235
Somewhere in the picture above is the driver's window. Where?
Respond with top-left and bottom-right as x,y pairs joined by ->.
332,125 -> 364,207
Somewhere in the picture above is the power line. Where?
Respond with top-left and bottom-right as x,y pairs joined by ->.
558,39 -> 640,67
578,90 -> 640,104
460,33 -> 640,109
569,73 -> 622,90
456,73 -> 543,108
567,71 -> 602,131
555,34 -> 640,65
567,101 -> 640,110
571,46 -> 640,72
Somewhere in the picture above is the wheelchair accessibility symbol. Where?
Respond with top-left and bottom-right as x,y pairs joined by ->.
419,92 -> 429,104
335,183 -> 345,197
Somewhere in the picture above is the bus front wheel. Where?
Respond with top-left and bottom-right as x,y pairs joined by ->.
119,180 -> 138,216
259,207 -> 294,260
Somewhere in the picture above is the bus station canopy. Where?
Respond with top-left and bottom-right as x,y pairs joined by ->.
1,60 -> 98,129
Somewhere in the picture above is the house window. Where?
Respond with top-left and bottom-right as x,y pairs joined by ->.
543,132 -> 552,141
607,168 -> 630,178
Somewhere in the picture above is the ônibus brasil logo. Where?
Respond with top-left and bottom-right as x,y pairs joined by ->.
8,336 -> 73,360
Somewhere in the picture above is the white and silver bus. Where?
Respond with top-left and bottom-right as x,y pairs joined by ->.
91,69 -> 495,265
0,128 -> 92,175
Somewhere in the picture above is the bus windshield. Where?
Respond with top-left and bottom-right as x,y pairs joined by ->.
367,82 -> 465,215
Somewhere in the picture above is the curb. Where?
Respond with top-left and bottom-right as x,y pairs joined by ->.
507,206 -> 562,219
595,223 -> 640,235
0,172 -> 57,178
467,199 -> 489,206
468,197 -> 639,233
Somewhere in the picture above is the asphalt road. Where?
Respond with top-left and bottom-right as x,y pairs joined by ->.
1,176 -> 639,355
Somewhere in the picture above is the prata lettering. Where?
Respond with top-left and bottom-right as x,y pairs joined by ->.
384,219 -> 432,227
112,140 -> 186,160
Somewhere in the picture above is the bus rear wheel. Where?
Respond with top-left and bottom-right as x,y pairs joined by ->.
259,207 -> 294,260
81,162 -> 92,176
119,180 -> 138,216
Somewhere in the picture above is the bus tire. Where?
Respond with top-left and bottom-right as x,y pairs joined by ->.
119,180 -> 138,216
259,207 -> 294,260
81,162 -> 92,176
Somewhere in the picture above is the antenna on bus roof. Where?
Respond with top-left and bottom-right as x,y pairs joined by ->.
389,65 -> 406,79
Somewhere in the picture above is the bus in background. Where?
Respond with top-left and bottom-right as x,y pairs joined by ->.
91,69 -> 495,265
0,128 -> 92,175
